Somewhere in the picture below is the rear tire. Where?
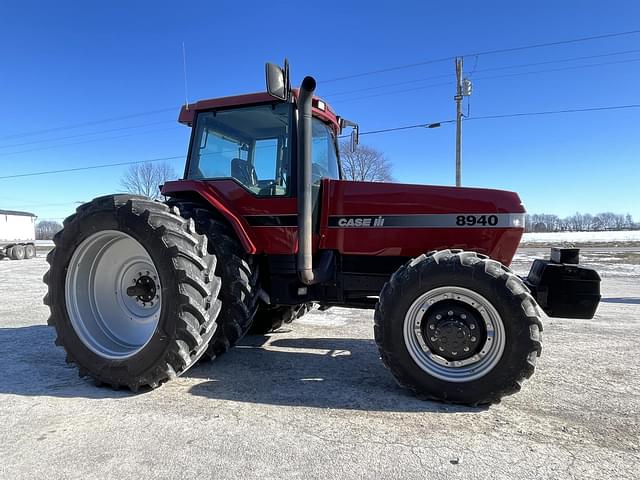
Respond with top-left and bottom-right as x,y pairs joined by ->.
24,244 -> 36,259
43,195 -> 221,390
250,303 -> 314,334
374,249 -> 543,406
168,200 -> 260,359
10,245 -> 25,260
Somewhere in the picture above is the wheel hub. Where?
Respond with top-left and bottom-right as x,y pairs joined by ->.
126,274 -> 157,305
404,287 -> 506,382
422,300 -> 485,361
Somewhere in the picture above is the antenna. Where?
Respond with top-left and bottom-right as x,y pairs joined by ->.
283,58 -> 291,101
182,41 -> 189,109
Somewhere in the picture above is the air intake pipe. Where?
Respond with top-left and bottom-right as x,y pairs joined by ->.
297,76 -> 318,285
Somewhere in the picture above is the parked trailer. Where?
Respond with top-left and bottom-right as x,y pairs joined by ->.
0,209 -> 37,260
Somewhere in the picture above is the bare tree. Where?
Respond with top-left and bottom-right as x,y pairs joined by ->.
339,142 -> 394,182
525,212 -> 636,232
624,213 -> 634,229
120,161 -> 177,200
36,220 -> 63,240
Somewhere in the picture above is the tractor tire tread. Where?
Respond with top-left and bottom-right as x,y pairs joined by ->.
44,195 -> 220,391
167,200 -> 260,359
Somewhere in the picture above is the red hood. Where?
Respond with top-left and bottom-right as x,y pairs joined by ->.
325,180 -> 525,216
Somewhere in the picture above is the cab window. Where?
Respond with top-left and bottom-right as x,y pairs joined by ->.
311,118 -> 340,184
187,103 -> 291,196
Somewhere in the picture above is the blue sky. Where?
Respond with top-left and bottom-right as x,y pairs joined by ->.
0,1 -> 638,221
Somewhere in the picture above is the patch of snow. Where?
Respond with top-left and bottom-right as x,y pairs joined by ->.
522,231 -> 640,244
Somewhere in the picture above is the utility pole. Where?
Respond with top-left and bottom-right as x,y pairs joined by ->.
454,57 -> 463,187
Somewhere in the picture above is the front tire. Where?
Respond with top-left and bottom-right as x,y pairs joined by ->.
374,250 -> 543,405
43,195 -> 221,390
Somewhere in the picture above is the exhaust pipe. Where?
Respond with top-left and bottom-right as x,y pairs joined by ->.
297,76 -> 317,285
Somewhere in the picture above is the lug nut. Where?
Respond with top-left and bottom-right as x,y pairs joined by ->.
470,336 -> 476,342
439,347 -> 445,352
430,337 -> 437,342
463,346 -> 469,352
436,314 -> 442,320
452,351 -> 457,356
447,310 -> 453,316
430,324 -> 435,330
470,324 -> 475,330
461,314 -> 467,320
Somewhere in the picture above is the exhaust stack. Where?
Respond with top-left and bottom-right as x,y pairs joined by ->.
296,76 -> 318,285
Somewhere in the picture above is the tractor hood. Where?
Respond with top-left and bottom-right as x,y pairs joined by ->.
324,180 -> 525,217
320,179 -> 526,265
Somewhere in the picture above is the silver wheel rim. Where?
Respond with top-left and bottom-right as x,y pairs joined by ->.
65,230 -> 162,360
403,286 -> 505,382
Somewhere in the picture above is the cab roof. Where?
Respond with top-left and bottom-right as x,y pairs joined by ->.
178,90 -> 340,133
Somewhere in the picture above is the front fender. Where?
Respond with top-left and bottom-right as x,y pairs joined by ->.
162,180 -> 257,254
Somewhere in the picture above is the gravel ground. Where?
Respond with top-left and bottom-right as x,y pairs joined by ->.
0,251 -> 638,480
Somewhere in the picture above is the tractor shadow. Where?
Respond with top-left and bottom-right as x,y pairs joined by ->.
187,334 -> 482,413
601,297 -> 640,305
0,325 -> 129,399
0,325 -> 482,412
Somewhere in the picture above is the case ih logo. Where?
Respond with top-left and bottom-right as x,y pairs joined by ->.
328,213 -> 525,229
337,216 -> 385,227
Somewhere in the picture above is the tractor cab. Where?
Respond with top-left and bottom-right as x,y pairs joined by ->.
177,78 -> 346,200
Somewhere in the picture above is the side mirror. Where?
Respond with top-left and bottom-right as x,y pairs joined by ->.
339,117 -> 360,152
350,127 -> 359,152
265,60 -> 290,101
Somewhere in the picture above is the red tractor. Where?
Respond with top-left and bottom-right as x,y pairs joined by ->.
43,63 -> 600,405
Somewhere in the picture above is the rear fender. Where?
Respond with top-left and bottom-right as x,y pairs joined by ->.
162,180 -> 257,254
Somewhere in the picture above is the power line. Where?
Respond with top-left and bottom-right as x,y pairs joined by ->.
471,57 -> 640,82
0,155 -> 184,180
472,48 -> 640,74
330,81 -> 454,104
322,74 -> 452,97
8,30 -> 639,144
339,104 -> 640,138
321,29 -> 640,83
0,126 -> 181,158
0,120 -> 174,150
1,103 -> 638,181
0,107 -> 178,141
359,121 -> 455,136
463,104 -> 640,121
324,48 -> 640,98
329,57 -> 640,104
